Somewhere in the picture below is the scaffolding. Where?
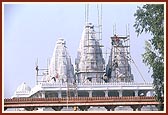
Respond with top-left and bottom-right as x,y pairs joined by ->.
35,59 -> 49,85
107,33 -> 134,82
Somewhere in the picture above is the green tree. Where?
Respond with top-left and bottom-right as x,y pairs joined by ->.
134,4 -> 164,111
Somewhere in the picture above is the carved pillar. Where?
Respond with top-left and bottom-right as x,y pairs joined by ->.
134,90 -> 138,97
104,90 -> 109,97
149,90 -> 154,96
88,91 -> 92,97
58,91 -> 62,98
118,90 -> 123,97
41,91 -> 45,98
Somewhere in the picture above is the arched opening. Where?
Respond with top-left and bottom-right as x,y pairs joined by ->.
92,91 -> 104,97
78,91 -> 89,97
122,90 -> 134,96
108,91 -> 119,97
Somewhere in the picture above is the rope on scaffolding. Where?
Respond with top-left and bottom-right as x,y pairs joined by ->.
131,58 -> 146,83
124,45 -> 146,83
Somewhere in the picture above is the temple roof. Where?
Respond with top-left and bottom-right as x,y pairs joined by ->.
16,82 -> 31,92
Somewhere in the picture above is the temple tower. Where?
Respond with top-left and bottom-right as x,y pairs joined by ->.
75,23 -> 105,83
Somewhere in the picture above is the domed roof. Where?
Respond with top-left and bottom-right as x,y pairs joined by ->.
16,82 -> 31,92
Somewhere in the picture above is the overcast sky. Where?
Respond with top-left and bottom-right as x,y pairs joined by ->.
3,3 -> 154,98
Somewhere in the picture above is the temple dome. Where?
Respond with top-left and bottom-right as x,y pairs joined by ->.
16,82 -> 31,92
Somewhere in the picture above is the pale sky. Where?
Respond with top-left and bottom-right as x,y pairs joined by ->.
3,3 -> 153,98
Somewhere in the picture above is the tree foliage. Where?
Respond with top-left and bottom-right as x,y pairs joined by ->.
134,4 -> 164,111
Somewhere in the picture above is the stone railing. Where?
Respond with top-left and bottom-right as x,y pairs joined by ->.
41,82 -> 153,88
15,91 -> 30,94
